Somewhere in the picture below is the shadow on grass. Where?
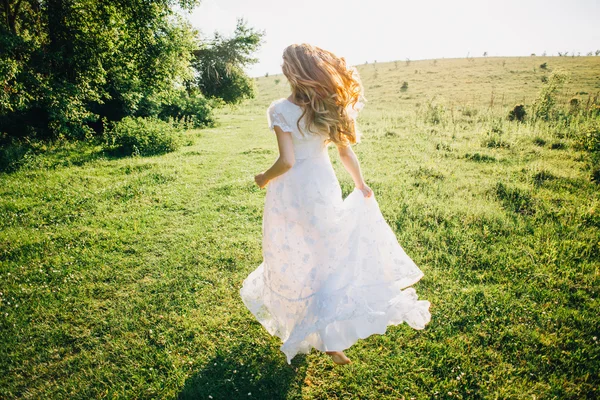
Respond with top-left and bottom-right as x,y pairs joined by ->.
178,339 -> 307,400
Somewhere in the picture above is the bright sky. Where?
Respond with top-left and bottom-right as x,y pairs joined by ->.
185,0 -> 600,78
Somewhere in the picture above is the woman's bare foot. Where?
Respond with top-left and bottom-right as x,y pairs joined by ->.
325,351 -> 352,365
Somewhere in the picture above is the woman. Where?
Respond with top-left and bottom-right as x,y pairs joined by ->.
240,43 -> 431,365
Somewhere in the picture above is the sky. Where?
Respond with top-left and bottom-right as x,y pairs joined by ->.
183,0 -> 600,78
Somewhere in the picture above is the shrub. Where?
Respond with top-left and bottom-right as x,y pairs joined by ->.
532,70 -> 569,121
420,99 -> 446,125
540,62 -> 548,70
0,140 -> 34,172
569,97 -> 580,114
572,121 -> 600,183
159,92 -> 217,128
105,117 -> 182,156
508,104 -> 526,122
400,81 -> 408,91
575,121 -> 600,153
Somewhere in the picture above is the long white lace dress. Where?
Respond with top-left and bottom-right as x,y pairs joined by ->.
240,98 -> 431,364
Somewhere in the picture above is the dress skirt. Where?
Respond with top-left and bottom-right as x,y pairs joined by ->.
240,150 -> 431,364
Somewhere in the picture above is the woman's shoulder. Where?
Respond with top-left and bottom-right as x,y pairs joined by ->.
267,98 -> 290,113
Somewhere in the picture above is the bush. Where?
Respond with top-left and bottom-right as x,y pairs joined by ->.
575,121 -> 600,153
573,121 -> 600,183
420,99 -> 446,125
159,92 -> 217,128
532,70 -> 569,121
569,97 -> 580,114
105,117 -> 182,156
0,140 -> 34,172
400,81 -> 409,91
508,104 -> 526,122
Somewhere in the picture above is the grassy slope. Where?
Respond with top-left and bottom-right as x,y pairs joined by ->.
1,56 -> 599,399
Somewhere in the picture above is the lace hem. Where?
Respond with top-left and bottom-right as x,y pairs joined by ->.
239,262 -> 430,365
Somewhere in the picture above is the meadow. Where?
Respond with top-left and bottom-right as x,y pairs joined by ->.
1,56 -> 599,399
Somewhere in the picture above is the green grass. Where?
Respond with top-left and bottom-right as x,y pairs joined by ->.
1,56 -> 599,399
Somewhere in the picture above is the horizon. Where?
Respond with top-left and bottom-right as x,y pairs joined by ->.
251,54 -> 596,78
184,0 -> 600,78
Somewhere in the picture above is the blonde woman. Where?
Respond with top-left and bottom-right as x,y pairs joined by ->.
240,44 -> 431,365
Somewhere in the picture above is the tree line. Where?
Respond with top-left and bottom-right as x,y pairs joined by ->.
0,0 -> 263,143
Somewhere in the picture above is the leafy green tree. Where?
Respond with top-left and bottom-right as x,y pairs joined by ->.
191,18 -> 264,104
0,1 -> 262,142
531,70 -> 569,121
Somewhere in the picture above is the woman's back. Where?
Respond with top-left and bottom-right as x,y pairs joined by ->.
267,98 -> 329,160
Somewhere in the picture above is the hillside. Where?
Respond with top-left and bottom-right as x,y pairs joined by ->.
0,56 -> 598,399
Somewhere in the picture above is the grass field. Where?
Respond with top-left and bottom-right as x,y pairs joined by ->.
1,56 -> 599,399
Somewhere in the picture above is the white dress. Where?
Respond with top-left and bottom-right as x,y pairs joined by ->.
240,98 -> 431,364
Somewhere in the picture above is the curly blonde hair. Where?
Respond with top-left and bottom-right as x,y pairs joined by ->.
281,43 -> 365,146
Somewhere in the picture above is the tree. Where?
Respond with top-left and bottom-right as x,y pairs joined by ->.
0,1 -> 263,141
190,18 -> 264,104
1,0 -> 204,139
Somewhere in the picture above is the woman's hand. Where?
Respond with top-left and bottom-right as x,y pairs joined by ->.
254,172 -> 268,189
357,183 -> 373,198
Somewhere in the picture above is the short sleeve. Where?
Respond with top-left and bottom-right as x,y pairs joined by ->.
267,101 -> 293,133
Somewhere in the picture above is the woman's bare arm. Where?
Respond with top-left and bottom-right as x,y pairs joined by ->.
254,126 -> 296,188
336,144 -> 373,197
